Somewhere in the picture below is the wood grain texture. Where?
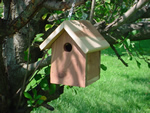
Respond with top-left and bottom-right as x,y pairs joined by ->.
39,20 -> 110,53
86,51 -> 100,86
50,31 -> 86,87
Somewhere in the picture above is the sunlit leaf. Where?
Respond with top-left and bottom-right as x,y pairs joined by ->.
34,34 -> 44,42
45,24 -> 54,31
131,42 -> 135,48
105,0 -> 110,3
42,13 -> 49,20
119,43 -> 123,48
131,30 -> 139,35
126,39 -> 131,47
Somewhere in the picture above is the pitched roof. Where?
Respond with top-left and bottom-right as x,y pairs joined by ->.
39,20 -> 110,53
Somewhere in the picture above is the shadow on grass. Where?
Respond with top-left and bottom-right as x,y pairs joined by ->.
131,77 -> 150,85
60,97 -> 131,113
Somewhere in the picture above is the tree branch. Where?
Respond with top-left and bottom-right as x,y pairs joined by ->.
0,0 -> 47,37
128,6 -> 150,23
89,0 -> 96,23
100,22 -> 150,44
118,22 -> 150,41
0,0 -> 86,38
110,44 -> 128,67
104,0 -> 150,32
22,55 -> 51,73
43,0 -> 86,10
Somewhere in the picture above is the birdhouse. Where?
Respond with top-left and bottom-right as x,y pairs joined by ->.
39,20 -> 110,87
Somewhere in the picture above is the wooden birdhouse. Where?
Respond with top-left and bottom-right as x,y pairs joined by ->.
39,20 -> 110,87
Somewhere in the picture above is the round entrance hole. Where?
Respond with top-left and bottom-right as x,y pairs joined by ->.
64,43 -> 72,52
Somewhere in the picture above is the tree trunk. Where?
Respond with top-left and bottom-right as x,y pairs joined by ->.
0,0 -> 63,113
0,45 -> 10,113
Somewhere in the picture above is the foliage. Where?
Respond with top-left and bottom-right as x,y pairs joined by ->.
24,49 -> 56,110
92,0 -> 135,23
24,89 -> 46,107
115,30 -> 150,68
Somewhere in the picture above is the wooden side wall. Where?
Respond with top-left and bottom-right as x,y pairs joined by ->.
86,51 -> 100,86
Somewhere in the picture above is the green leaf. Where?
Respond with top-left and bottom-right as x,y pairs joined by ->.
101,64 -> 107,71
32,33 -> 44,45
105,0 -> 110,3
25,84 -> 31,92
117,39 -> 122,43
44,66 -> 50,75
24,92 -> 32,100
27,100 -> 33,107
34,36 -> 44,42
30,79 -> 37,87
86,1 -> 91,6
49,84 -> 56,95
119,43 -> 123,48
131,42 -> 135,48
131,30 -> 139,35
39,95 -> 47,101
36,33 -> 44,38
42,13 -> 49,20
35,37 -> 43,42
40,79 -> 49,91
45,24 -> 54,31
36,99 -> 44,105
35,95 -> 42,100
32,89 -> 37,99
126,39 -> 131,47
136,60 -> 141,68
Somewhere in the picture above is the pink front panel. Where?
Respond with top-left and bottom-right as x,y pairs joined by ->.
50,31 -> 86,87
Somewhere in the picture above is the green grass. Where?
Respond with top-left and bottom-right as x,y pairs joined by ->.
32,41 -> 150,113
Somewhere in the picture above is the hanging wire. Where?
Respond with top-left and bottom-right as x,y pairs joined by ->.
68,0 -> 76,20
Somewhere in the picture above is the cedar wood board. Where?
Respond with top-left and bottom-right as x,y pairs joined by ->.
39,20 -> 110,53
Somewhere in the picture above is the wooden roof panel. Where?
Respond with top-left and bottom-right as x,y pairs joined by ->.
39,20 -> 110,53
